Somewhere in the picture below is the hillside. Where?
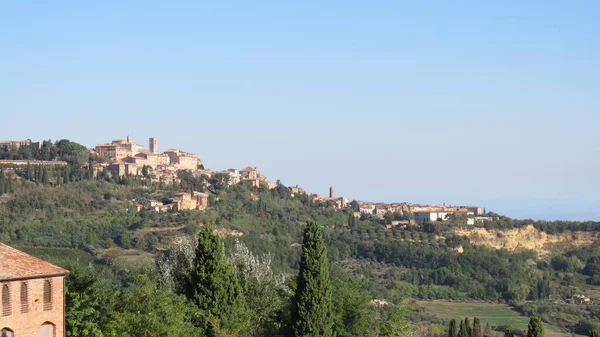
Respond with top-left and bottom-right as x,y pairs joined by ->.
455,225 -> 600,256
2,160 -> 600,335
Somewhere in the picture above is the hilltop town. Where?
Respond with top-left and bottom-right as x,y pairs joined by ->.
0,136 -> 490,225
1,136 -> 600,337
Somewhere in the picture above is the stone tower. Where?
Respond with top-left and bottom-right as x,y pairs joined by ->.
329,186 -> 334,198
149,137 -> 158,154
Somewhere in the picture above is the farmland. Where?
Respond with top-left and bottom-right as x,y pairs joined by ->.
16,246 -> 95,268
417,300 -> 576,337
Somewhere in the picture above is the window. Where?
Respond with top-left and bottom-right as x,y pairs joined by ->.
43,280 -> 52,311
1,328 -> 15,337
1,284 -> 10,316
38,323 -> 55,337
20,282 -> 28,313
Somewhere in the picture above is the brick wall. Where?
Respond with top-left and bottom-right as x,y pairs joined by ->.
0,275 -> 65,337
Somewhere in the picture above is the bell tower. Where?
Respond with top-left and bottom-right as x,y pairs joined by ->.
149,137 -> 158,153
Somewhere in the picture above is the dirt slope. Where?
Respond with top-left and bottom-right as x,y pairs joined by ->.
454,225 -> 599,256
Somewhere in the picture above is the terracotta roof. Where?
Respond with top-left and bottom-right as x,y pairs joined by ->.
0,243 -> 69,281
240,166 -> 257,172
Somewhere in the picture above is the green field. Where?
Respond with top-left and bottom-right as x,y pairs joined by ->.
16,246 -> 95,268
417,301 -> 576,337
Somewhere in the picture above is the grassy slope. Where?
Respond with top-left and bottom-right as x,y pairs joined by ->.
16,246 -> 94,268
417,300 -> 576,337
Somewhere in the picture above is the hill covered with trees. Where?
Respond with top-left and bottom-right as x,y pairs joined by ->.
1,141 -> 600,336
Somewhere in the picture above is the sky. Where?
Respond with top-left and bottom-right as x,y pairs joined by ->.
1,1 -> 599,220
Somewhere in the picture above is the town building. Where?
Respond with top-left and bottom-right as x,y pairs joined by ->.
106,162 -> 139,177
93,143 -> 130,162
330,197 -> 348,209
239,167 -> 261,188
375,204 -> 389,215
163,149 -> 201,171
414,208 -> 475,225
0,243 -> 69,337
0,140 -> 40,151
459,206 -> 484,216
173,192 -> 209,211
290,185 -> 305,195
149,137 -> 158,154
143,200 -> 172,212
220,169 -> 241,185
134,150 -> 170,169
359,203 -> 376,214
94,136 -> 146,163
194,169 -> 215,178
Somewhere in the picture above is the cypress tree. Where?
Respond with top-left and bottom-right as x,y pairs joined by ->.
458,320 -> 468,337
589,329 -> 600,337
0,170 -> 4,195
41,166 -> 49,185
63,167 -> 69,184
35,165 -> 41,182
186,225 -> 246,334
473,317 -> 482,337
448,319 -> 458,337
527,316 -> 544,337
504,328 -> 515,337
464,317 -> 473,337
26,163 -> 34,180
484,322 -> 491,337
88,161 -> 94,179
291,219 -> 333,337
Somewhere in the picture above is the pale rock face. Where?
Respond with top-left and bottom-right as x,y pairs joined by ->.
454,224 -> 600,256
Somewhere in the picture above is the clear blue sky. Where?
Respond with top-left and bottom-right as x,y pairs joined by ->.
1,1 -> 599,220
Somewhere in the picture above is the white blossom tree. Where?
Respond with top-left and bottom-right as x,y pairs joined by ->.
228,239 -> 289,337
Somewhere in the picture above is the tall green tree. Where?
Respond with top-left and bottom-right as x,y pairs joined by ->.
484,322 -> 491,337
589,329 -> 600,337
504,328 -> 514,337
464,317 -> 473,337
347,212 -> 355,228
0,170 -> 5,195
448,319 -> 458,337
527,316 -> 544,337
458,320 -> 468,337
41,166 -> 49,184
186,225 -> 247,335
25,162 -> 34,180
473,317 -> 482,337
291,219 -> 334,337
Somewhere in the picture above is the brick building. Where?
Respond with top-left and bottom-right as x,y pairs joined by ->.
173,192 -> 209,211
163,149 -> 201,171
0,243 -> 69,337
